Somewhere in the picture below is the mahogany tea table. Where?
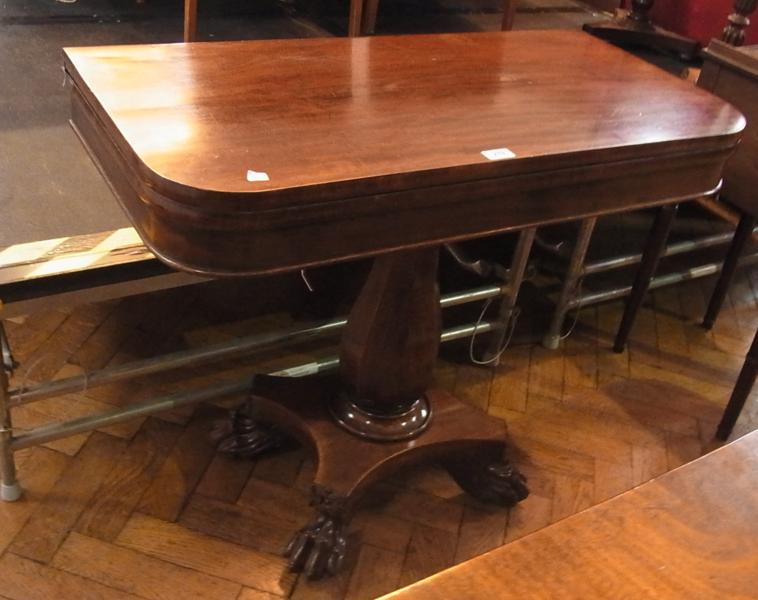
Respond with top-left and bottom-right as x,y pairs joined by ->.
63,31 -> 743,578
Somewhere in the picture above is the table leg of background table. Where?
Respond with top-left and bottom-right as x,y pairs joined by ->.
501,0 -> 517,31
717,329 -> 758,440
183,0 -> 198,42
348,0 -> 365,36
703,213 -> 756,330
614,204 -> 678,353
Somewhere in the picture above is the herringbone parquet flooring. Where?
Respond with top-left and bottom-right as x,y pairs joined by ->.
1,268 -> 757,600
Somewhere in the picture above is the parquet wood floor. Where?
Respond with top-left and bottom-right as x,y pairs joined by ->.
1,268 -> 757,600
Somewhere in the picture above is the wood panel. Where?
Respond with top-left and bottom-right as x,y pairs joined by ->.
52,533 -> 242,600
9,432 -> 127,563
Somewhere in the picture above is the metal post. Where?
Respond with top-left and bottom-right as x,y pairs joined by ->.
568,250 -> 758,309
7,320 -> 495,452
8,284 -> 505,407
582,229 -> 751,277
485,227 -> 536,364
543,217 -> 597,349
0,331 -> 21,501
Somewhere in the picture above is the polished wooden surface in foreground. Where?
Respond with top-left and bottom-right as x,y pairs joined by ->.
387,428 -> 758,600
64,31 -> 743,275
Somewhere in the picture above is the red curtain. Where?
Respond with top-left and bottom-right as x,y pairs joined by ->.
649,0 -> 758,45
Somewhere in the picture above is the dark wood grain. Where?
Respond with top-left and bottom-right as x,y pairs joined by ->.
339,248 -> 439,417
64,31 -> 743,276
384,429 -> 758,600
223,374 -> 525,578
246,375 -> 508,500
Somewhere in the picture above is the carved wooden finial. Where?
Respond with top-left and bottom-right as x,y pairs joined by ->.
722,0 -> 758,46
628,0 -> 655,25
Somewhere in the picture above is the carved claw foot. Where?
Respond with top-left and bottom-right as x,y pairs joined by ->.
446,455 -> 529,507
211,401 -> 287,459
284,486 -> 349,579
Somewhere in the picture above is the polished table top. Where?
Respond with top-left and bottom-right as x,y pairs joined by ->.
63,32 -> 743,276
64,31 -> 742,206
385,429 -> 758,599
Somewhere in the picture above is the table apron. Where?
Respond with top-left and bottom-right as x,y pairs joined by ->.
71,86 -> 730,278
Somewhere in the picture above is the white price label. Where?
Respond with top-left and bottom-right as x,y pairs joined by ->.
481,147 -> 516,161
246,170 -> 270,182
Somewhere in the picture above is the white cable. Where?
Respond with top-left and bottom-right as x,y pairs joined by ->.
469,298 -> 520,366
559,278 -> 584,341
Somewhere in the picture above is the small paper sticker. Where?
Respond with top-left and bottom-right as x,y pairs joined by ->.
246,170 -> 270,182
481,148 -> 516,161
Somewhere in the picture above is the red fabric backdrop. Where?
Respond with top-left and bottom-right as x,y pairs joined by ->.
641,0 -> 758,45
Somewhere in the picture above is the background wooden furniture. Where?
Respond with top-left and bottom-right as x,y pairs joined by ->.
184,0 -> 198,41
355,0 -> 519,36
360,0 -> 517,35
698,39 -> 758,438
179,0 -> 375,38
612,6 -> 758,436
583,0 -> 699,60
384,428 -> 758,599
183,0 -> 518,40
61,30 -> 741,578
653,0 -> 758,46
613,5 -> 757,356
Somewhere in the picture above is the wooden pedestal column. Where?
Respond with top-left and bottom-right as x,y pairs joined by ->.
215,247 -> 528,579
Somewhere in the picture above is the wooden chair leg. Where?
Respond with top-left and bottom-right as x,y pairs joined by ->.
703,213 -> 756,330
362,0 -> 380,35
722,0 -> 758,46
613,204 -> 678,353
184,0 -> 198,42
717,328 -> 758,440
348,0 -> 365,36
501,0 -> 517,31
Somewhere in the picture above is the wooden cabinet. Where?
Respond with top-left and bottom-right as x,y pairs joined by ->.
699,40 -> 758,216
